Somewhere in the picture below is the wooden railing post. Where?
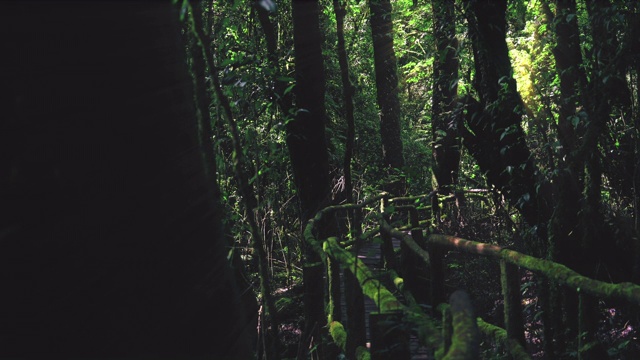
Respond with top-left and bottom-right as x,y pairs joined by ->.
370,311 -> 410,360
442,290 -> 480,359
428,241 -> 445,310
578,292 -> 608,360
380,198 -> 396,269
440,304 -> 453,355
407,226 -> 429,305
328,256 -> 342,322
345,205 -> 366,358
500,259 -> 525,347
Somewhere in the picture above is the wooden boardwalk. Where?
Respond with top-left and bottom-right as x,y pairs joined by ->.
338,235 -> 432,359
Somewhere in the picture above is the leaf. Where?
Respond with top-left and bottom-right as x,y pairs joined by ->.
283,83 -> 295,95
500,131 -> 508,141
179,0 -> 189,21
570,115 -> 580,128
276,76 -> 295,82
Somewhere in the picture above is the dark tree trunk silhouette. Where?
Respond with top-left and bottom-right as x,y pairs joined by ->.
0,2 -> 254,358
462,0 -> 549,232
431,0 -> 460,195
553,0 -> 588,155
332,0 -> 366,357
586,0 -> 635,201
255,0 -> 294,120
369,0 -> 405,194
290,0 -> 332,358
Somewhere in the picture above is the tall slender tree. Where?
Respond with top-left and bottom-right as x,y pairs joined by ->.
369,0 -> 405,194
290,0 -> 333,358
332,0 -> 366,356
431,0 -> 460,195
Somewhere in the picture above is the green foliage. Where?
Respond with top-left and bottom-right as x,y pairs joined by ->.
188,0 -> 640,357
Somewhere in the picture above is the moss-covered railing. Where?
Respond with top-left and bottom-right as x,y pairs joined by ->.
304,192 -> 640,359
426,234 -> 640,360
304,192 -> 436,359
304,192 -> 485,359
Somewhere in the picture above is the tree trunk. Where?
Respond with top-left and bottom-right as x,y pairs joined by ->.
462,0 -> 550,235
0,2 -> 254,357
585,0 -> 635,199
290,1 -> 333,358
333,0 -> 367,356
431,0 -> 460,195
369,0 -> 405,194
553,0 -> 588,155
187,4 -> 282,357
255,0 -> 294,120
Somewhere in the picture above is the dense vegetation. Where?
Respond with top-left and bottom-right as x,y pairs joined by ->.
3,0 -> 640,359
184,0 -> 640,358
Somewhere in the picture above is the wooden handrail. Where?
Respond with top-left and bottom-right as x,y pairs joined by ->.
304,192 -> 640,359
428,234 -> 640,306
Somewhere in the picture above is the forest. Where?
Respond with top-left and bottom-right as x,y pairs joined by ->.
2,0 -> 640,359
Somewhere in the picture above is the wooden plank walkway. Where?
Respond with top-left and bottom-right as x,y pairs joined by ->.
338,235 -> 432,359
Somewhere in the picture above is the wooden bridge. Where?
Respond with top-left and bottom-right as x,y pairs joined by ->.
304,192 -> 640,360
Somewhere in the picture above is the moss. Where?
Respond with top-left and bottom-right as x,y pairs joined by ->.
329,321 -> 347,351
442,290 -> 479,360
355,346 -> 371,360
390,270 -> 405,292
325,237 -> 402,312
324,237 -> 443,348
428,234 -> 503,256
379,213 -> 431,266
425,234 -> 640,306
304,192 -> 390,263
499,248 -> 640,306
476,318 -> 532,360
